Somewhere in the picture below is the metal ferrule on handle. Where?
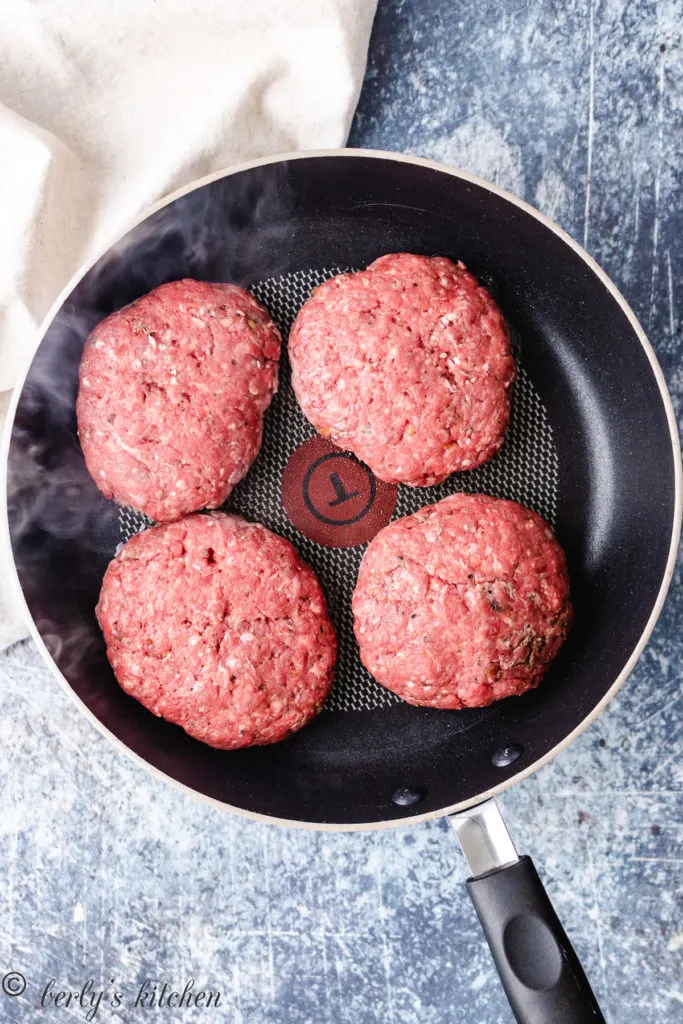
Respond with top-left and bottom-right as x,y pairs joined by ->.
450,801 -> 606,1024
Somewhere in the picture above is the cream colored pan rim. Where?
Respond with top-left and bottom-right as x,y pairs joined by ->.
2,147 -> 681,832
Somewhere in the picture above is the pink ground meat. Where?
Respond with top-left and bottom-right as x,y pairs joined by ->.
289,254 -> 515,486
352,493 -> 571,709
97,513 -> 336,749
77,279 -> 281,521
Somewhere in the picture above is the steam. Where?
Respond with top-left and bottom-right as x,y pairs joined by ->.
6,163 -> 295,690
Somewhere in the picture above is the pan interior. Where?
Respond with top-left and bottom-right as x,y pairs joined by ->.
7,155 -> 678,825
121,265 -> 559,714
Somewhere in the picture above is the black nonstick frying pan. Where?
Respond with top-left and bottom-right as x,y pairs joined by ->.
3,151 -> 681,1024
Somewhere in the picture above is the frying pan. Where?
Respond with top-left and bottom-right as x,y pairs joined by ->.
3,150 -> 681,1024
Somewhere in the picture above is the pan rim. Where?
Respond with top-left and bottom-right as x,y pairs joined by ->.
2,146 -> 681,832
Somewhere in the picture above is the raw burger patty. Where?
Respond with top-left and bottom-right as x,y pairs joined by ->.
97,513 -> 336,749
352,494 -> 571,709
289,253 -> 515,486
77,279 -> 281,521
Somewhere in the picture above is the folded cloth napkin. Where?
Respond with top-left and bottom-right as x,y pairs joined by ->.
0,0 -> 378,649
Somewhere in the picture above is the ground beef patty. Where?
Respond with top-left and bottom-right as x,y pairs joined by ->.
97,514 -> 336,749
77,279 -> 281,522
353,494 -> 571,709
289,254 -> 515,486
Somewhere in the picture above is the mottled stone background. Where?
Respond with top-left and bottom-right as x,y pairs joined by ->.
1,1 -> 681,1022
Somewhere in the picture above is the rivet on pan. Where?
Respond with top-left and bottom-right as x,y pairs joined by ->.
491,744 -> 523,768
392,786 -> 426,807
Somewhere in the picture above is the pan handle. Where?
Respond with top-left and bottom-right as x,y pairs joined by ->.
450,801 -> 606,1024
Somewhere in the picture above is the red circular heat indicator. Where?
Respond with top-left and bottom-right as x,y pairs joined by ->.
281,436 -> 397,548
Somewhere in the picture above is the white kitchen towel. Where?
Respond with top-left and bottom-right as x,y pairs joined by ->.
0,0 -> 378,649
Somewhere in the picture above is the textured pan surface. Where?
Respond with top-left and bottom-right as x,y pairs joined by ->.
121,265 -> 559,713
6,152 -> 680,826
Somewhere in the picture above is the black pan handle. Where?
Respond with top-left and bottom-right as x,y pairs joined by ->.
451,802 -> 605,1023
467,856 -> 605,1023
